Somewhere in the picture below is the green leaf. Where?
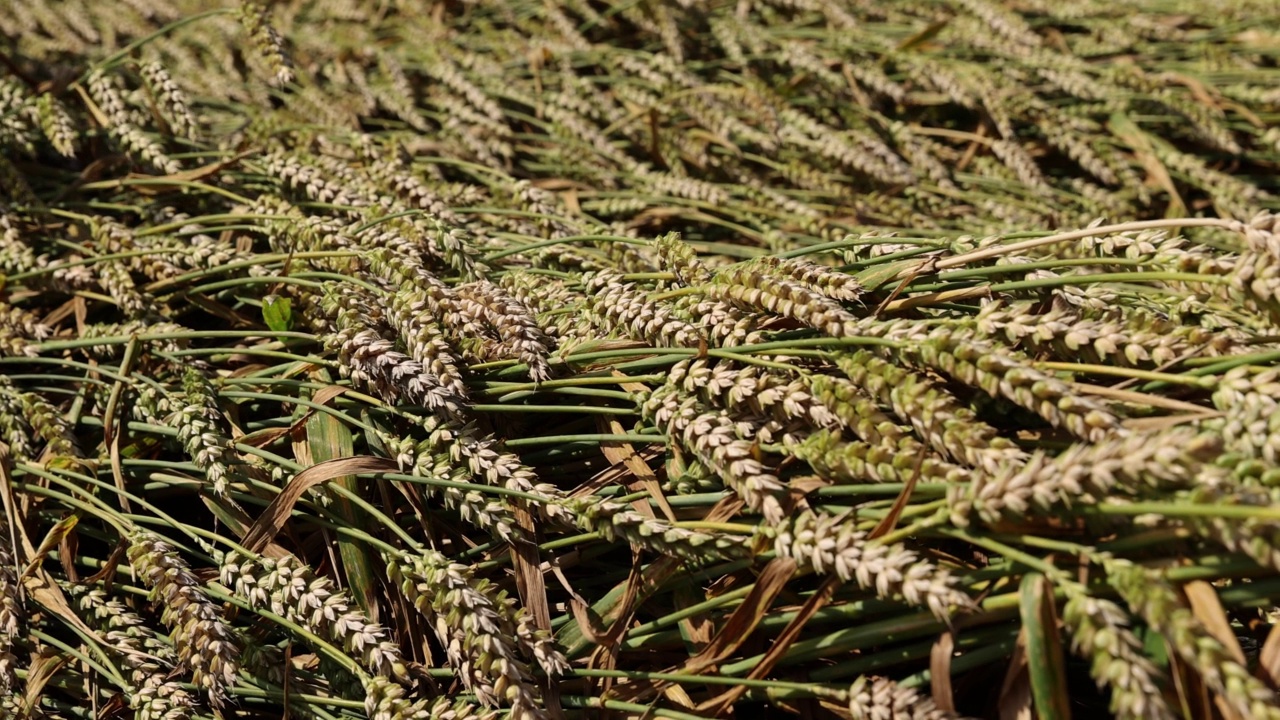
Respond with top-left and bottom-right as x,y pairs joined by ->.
854,258 -> 922,292
262,294 -> 292,332
1019,573 -> 1072,720
306,398 -> 380,620
1141,623 -> 1170,669
896,18 -> 949,51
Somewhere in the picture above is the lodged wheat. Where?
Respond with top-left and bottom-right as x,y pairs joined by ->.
0,518 -> 21,715
75,586 -> 197,720
848,676 -> 962,720
770,510 -> 975,620
385,550 -> 552,720
1107,559 -> 1280,720
2,2 -> 1280,719
127,529 -> 241,708
220,552 -> 405,679
1062,588 -> 1176,720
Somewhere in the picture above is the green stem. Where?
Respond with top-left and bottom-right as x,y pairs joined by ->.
80,8 -> 236,79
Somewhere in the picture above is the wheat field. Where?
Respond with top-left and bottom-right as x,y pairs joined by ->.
2,1 -> 1280,719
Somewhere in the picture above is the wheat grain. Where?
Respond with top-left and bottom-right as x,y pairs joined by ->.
386,550 -> 550,720
76,586 -> 197,720
140,59 -> 197,140
237,1 -> 294,85
836,351 -> 1026,474
0,301 -> 49,358
771,509 -> 974,619
953,428 -> 1221,526
221,553 -> 406,679
645,383 -> 791,522
1107,558 -> 1280,720
0,518 -> 21,704
87,69 -> 181,174
584,269 -> 702,347
848,675 -> 963,720
364,675 -> 495,720
1063,589 -> 1176,720
127,529 -> 241,708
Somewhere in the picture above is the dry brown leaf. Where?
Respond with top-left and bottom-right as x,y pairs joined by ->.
202,496 -> 291,560
238,425 -> 294,449
73,295 -> 87,337
21,650 -> 68,718
1122,413 -> 1224,433
311,385 -> 349,407
1108,115 -> 1186,217
228,364 -> 271,378
897,18 -> 950,51
1184,581 -> 1246,664
562,552 -> 685,658
582,551 -> 647,715
0,449 -> 28,586
549,556 -> 589,606
596,415 -> 676,522
1220,99 -> 1267,128
187,295 -> 259,328
704,494 -> 746,523
1257,622 -> 1280,689
81,541 -> 127,588
108,428 -> 129,515
242,456 -> 397,553
291,422 -> 314,468
682,557 -> 797,674
930,631 -> 956,713
877,254 -> 941,314
95,692 -> 128,720
1168,638 -> 1214,720
818,698 -> 854,719
602,677 -> 664,704
673,584 -> 714,653
1164,72 -> 1224,111
572,550 -> 644,651
569,463 -> 629,497
998,628 -> 1034,720
119,153 -> 251,192
698,575 -> 839,715
510,505 -> 564,720
789,474 -> 830,512
882,285 -> 992,313
74,83 -> 110,129
600,552 -> 646,647
1184,580 -> 1247,720
20,514 -> 78,581
511,522 -> 551,629
39,297 -> 79,329
58,524 -> 78,583
789,475 -> 831,498
1074,382 -> 1217,415
662,684 -> 698,710
103,336 -> 140,514
570,597 -> 609,645
25,567 -> 102,647
560,188 -> 581,215
529,178 -> 588,191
